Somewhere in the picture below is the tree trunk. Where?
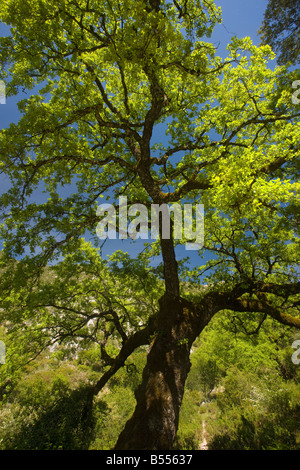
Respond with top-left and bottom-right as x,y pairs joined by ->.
112,275 -> 300,449
114,294 -> 211,450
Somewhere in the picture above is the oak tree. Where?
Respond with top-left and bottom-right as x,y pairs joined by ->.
0,0 -> 299,449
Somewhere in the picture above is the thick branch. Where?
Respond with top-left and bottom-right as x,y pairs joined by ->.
229,295 -> 300,328
256,281 -> 300,297
93,314 -> 157,396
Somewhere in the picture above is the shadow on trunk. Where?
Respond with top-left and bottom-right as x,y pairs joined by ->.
115,295 -> 208,450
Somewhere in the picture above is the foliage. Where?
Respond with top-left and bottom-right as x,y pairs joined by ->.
0,302 -> 299,450
0,0 -> 299,449
0,242 -> 162,381
175,313 -> 300,450
259,0 -> 300,66
208,367 -> 300,450
0,346 -> 146,450
0,357 -> 98,449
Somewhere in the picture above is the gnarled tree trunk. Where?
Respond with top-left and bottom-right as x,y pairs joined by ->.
115,294 -> 212,450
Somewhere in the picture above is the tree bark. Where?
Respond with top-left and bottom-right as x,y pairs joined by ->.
112,278 -> 300,449
114,294 -> 211,450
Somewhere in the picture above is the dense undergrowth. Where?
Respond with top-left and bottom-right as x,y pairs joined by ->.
0,311 -> 299,450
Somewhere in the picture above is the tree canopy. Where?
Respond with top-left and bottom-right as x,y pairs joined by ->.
259,0 -> 300,66
0,0 -> 299,450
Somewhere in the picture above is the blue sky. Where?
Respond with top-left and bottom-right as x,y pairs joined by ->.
213,0 -> 268,48
0,1 -> 270,266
